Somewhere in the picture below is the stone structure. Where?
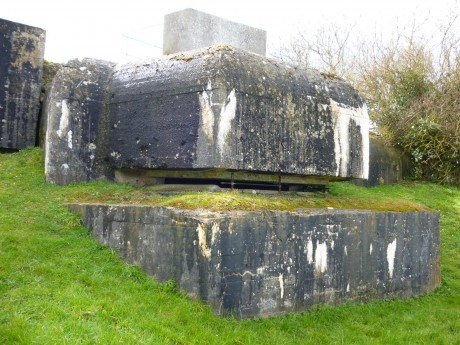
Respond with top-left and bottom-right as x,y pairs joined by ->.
353,135 -> 410,187
44,59 -> 115,185
44,9 -> 439,320
111,47 -> 369,181
0,18 -> 45,149
163,8 -> 267,56
68,204 -> 440,318
45,47 -> 369,186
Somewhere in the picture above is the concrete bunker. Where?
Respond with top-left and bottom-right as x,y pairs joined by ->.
44,46 -> 369,188
41,8 -> 439,319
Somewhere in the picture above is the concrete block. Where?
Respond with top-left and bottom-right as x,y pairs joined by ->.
110,46 -> 369,181
0,18 -> 45,149
353,135 -> 410,187
44,59 -> 115,185
163,8 -> 267,55
68,204 -> 440,318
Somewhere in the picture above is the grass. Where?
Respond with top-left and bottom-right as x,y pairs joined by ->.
0,147 -> 459,344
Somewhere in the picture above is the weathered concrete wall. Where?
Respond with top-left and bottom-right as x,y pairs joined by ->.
163,8 -> 267,56
353,135 -> 411,187
110,46 -> 369,181
44,59 -> 115,185
68,204 -> 440,318
0,18 -> 45,149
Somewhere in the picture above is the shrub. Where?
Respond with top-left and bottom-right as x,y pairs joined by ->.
276,17 -> 460,184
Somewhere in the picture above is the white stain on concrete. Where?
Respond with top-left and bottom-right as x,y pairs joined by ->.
198,89 -> 214,143
347,283 -> 350,292
315,241 -> 328,273
61,163 -> 69,174
217,89 -> 237,156
278,273 -> 284,299
211,222 -> 220,245
360,104 -> 370,179
387,239 -> 397,278
67,130 -> 73,149
257,266 -> 267,275
44,108 -> 53,177
307,239 -> 313,264
56,99 -> 70,138
330,100 -> 369,179
110,151 -> 121,160
196,223 -> 211,259
370,243 -> 373,255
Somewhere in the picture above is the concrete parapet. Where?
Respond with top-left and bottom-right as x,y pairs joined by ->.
68,204 -> 440,318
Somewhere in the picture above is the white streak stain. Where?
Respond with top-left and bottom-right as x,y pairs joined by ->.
44,101 -> 54,177
361,104 -> 370,179
67,130 -> 73,149
196,223 -> 211,259
330,100 -> 369,179
198,89 -> 214,143
369,243 -> 373,255
211,222 -> 220,245
279,273 -> 284,299
56,99 -> 70,138
217,89 -> 237,156
315,241 -> 328,273
387,239 -> 397,278
307,239 -> 313,264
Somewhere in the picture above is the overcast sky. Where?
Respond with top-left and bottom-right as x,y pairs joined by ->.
2,0 -> 459,63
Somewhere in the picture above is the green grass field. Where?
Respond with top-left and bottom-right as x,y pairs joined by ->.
1,148 -> 459,344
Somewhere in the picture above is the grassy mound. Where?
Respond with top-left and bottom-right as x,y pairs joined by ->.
1,148 -> 459,344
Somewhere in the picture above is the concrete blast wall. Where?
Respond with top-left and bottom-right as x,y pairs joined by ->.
0,18 -> 45,149
69,204 -> 440,318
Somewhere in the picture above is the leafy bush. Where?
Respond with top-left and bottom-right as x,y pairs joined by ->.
360,40 -> 460,183
276,16 -> 460,184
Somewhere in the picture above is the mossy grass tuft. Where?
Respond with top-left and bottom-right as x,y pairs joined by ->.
1,148 -> 459,344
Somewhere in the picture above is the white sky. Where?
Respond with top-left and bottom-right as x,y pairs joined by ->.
2,0 -> 459,63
